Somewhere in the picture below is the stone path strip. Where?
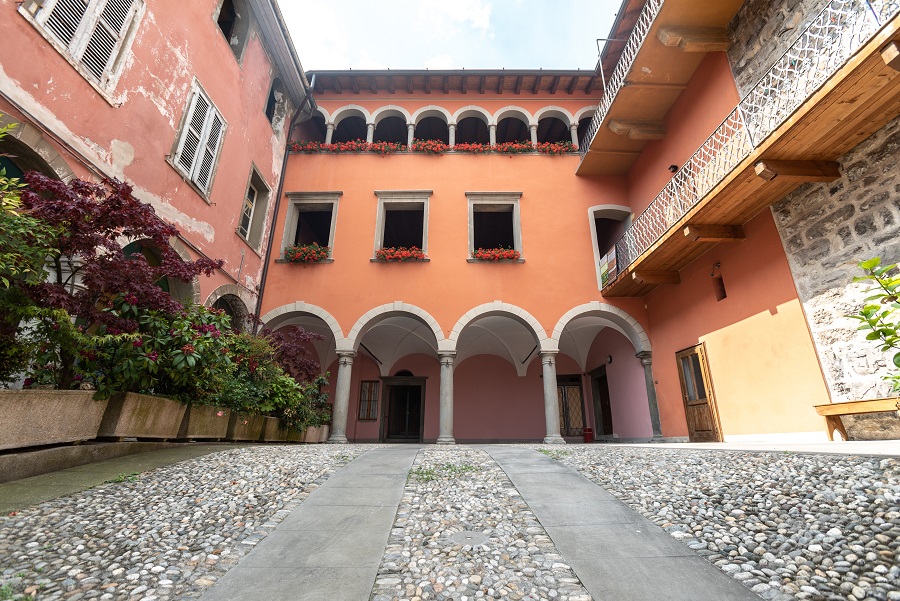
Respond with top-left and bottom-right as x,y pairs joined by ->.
543,445 -> 900,601
370,446 -> 592,601
0,445 -> 370,600
198,446 -> 418,601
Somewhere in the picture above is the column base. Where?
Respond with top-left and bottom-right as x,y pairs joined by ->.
435,436 -> 456,445
542,435 -> 566,444
326,434 -> 348,444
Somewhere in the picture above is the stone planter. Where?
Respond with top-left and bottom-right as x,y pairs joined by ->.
0,389 -> 108,451
227,412 -> 265,441
97,392 -> 187,440
305,424 -> 330,443
286,428 -> 306,443
259,416 -> 289,442
178,405 -> 231,440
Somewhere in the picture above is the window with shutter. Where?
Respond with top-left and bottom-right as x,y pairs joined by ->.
24,0 -> 141,90
173,85 -> 227,196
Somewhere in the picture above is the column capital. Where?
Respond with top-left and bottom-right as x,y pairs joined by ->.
326,122 -> 335,130
635,350 -> 652,365
540,350 -> 558,362
570,123 -> 579,130
438,351 -> 457,361
529,123 -> 537,130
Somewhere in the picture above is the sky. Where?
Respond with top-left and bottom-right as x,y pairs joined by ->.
279,0 -> 622,72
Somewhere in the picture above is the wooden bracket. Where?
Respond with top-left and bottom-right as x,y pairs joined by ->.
609,119 -> 666,140
632,270 -> 681,285
881,41 -> 900,72
657,27 -> 731,52
683,224 -> 746,242
754,160 -> 841,182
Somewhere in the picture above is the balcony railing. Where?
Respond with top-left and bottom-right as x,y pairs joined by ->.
578,0 -> 664,156
603,0 -> 900,287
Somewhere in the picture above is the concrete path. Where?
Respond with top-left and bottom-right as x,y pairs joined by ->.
198,445 -> 420,601
486,446 -> 760,601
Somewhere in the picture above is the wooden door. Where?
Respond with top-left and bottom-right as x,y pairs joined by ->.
383,384 -> 422,442
676,344 -> 721,442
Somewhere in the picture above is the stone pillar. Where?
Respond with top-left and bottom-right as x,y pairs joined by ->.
636,351 -> 662,438
541,352 -> 565,444
366,122 -> 375,144
570,123 -> 579,147
327,351 -> 355,444
529,124 -> 538,145
407,123 -> 415,147
325,123 -> 334,144
437,352 -> 456,444
489,124 -> 497,146
448,124 -> 456,148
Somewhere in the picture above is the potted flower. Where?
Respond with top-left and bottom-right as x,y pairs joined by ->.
472,247 -> 521,261
283,242 -> 330,263
410,139 -> 450,154
375,246 -> 427,261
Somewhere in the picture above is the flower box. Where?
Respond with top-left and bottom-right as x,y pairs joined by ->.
226,412 -> 266,441
97,392 -> 187,440
260,416 -> 289,442
472,248 -> 521,261
0,390 -> 108,451
374,246 -> 427,261
282,242 -> 330,263
178,405 -> 231,440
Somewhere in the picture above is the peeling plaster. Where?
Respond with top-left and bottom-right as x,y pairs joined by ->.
110,139 -> 134,174
131,184 -> 215,243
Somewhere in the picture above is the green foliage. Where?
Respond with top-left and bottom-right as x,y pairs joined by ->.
105,472 -> 140,483
409,462 -> 480,482
536,448 -> 569,460
850,257 -> 900,391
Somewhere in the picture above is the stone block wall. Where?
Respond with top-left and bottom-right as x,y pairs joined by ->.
769,116 -> 900,402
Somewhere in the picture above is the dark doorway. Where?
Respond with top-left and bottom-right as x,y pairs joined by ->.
557,375 -> 585,438
382,378 -> 424,442
589,365 -> 614,437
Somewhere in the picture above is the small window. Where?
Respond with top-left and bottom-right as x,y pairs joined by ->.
357,381 -> 379,421
713,275 -> 727,301
20,0 -> 143,91
467,192 -> 522,258
172,82 -> 227,195
215,0 -> 250,61
265,78 -> 287,128
281,192 -> 341,257
237,169 -> 270,249
374,190 -> 431,256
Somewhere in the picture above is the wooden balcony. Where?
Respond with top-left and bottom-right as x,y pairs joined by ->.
601,1 -> 900,297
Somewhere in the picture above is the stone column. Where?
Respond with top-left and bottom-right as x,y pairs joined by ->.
407,123 -> 415,147
324,123 -> 334,144
436,352 -> 456,444
366,122 -> 375,144
489,124 -> 497,146
541,351 -> 566,444
327,351 -> 356,444
529,124 -> 538,145
570,123 -> 579,147
448,124 -> 456,148
636,351 -> 663,438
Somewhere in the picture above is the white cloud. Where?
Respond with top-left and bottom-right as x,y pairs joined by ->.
423,54 -> 457,70
415,0 -> 493,41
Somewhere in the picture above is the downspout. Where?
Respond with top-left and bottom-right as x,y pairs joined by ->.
253,74 -> 315,333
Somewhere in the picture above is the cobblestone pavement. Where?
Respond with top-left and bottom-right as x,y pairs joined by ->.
0,445 -> 371,600
538,445 -> 900,601
370,446 -> 591,601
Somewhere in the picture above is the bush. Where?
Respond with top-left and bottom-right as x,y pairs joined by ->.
851,257 -> 900,392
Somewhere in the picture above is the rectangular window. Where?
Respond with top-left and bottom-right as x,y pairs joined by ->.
281,192 -> 341,257
236,169 -> 270,250
215,0 -> 250,61
358,381 -> 379,421
374,190 -> 432,255
20,0 -> 143,91
467,192 -> 522,258
173,83 -> 227,195
238,183 -> 257,239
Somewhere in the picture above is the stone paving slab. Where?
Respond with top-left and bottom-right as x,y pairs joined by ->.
198,446 -> 420,601
486,446 -> 760,601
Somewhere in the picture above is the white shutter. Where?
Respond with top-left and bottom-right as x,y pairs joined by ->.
79,0 -> 137,83
193,111 -> 224,193
174,87 -> 226,194
176,92 -> 210,175
43,0 -> 89,46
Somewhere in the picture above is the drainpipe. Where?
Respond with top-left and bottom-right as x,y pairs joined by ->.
253,75 -> 315,333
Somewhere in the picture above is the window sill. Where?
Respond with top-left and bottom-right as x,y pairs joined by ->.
234,231 -> 263,258
166,157 -> 213,204
370,258 -> 430,263
275,258 -> 334,264
467,258 -> 525,263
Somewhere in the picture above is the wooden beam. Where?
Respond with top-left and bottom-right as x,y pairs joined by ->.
351,77 -> 359,94
608,119 -> 666,140
584,77 -> 597,94
443,76 -> 449,94
754,160 -> 841,182
387,76 -> 395,94
479,76 -> 486,94
406,76 -> 414,94
532,75 -> 542,94
550,76 -> 560,93
881,41 -> 900,72
632,270 -> 680,285
314,78 -> 324,94
683,224 -> 746,242
497,75 -> 505,94
514,75 -> 523,94
461,75 -> 467,94
332,77 -> 342,94
424,76 -> 431,94
657,26 -> 731,52
567,76 -> 578,94
369,78 -> 378,94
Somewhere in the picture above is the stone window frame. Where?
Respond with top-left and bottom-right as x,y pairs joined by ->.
169,80 -> 228,200
236,166 -> 270,253
280,191 -> 342,259
466,192 -> 524,262
373,190 -> 432,258
19,0 -> 145,102
213,0 -> 252,65
357,380 -> 380,421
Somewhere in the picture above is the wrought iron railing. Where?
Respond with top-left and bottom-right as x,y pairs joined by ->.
578,0 -> 664,156
602,0 -> 900,287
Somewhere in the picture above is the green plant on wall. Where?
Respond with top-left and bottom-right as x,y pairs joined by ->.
850,258 -> 900,392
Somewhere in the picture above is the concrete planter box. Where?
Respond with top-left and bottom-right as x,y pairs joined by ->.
305,424 -> 330,443
227,412 -> 265,441
178,405 -> 231,440
259,416 -> 289,442
286,428 -> 306,443
0,389 -> 107,450
98,392 -> 187,440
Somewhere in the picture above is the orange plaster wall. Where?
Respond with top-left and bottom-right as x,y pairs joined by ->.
0,1 -> 291,302
645,210 -> 829,437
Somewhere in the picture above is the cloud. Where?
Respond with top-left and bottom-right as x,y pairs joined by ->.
415,0 -> 494,41
423,54 -> 457,70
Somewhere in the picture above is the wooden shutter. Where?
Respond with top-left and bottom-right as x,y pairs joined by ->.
80,0 -> 137,83
44,0 -> 89,46
176,92 -> 210,175
175,87 -> 226,194
194,111 -> 224,193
